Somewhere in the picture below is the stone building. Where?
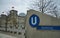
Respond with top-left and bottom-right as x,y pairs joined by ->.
0,13 -> 7,31
0,8 -> 26,38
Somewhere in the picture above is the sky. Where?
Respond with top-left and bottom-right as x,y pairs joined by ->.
0,0 -> 30,15
0,0 -> 60,15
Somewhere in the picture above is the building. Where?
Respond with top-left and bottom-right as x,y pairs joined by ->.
0,8 -> 26,38
0,12 -> 7,31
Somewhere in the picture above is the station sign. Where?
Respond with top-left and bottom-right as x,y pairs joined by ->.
29,14 -> 60,30
29,14 -> 40,27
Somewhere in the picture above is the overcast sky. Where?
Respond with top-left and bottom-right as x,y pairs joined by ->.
0,0 -> 60,15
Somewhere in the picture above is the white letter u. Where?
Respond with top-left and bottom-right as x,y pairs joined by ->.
31,17 -> 37,25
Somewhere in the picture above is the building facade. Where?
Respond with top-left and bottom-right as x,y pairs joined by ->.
0,9 -> 26,38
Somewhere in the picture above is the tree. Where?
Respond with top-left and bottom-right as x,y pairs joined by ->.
29,0 -> 58,17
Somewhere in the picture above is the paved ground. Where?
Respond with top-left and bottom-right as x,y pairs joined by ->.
0,33 -> 17,38
0,31 -> 25,38
0,31 -> 18,38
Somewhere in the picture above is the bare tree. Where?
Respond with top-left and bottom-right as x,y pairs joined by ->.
30,0 -> 58,17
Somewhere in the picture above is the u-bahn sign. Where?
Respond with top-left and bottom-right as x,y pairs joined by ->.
29,14 -> 60,30
29,14 -> 40,27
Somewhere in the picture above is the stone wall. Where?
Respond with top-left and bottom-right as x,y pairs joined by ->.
26,9 -> 60,38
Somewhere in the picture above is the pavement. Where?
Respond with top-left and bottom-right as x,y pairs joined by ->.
0,33 -> 17,38
0,31 -> 25,38
0,31 -> 17,38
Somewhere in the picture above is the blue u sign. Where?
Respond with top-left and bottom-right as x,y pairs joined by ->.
29,14 -> 60,30
29,14 -> 40,27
